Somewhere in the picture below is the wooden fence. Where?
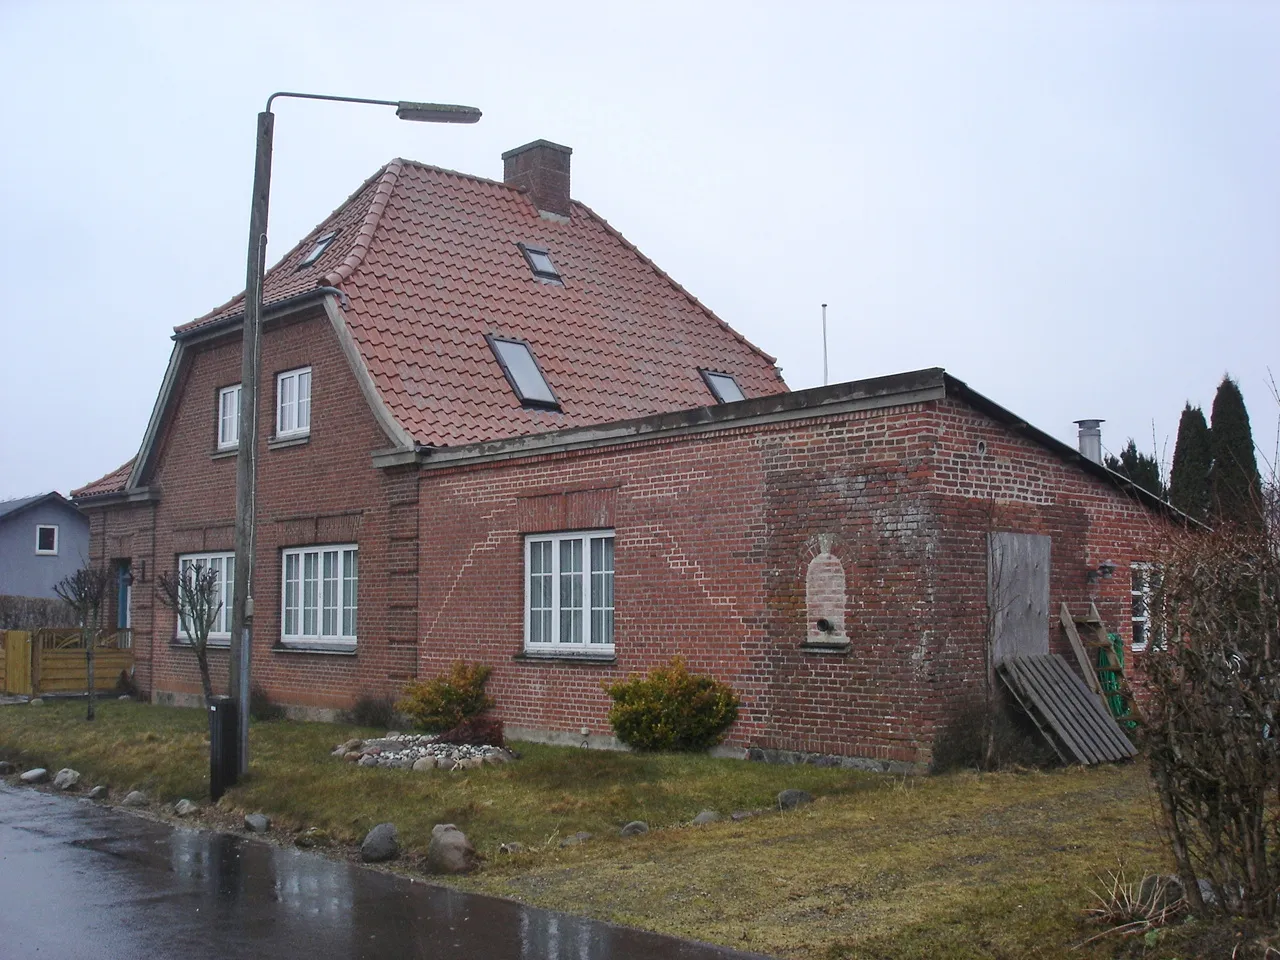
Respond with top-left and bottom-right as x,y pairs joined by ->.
1,629 -> 133,697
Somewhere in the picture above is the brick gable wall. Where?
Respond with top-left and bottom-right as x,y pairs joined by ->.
88,308 -> 418,708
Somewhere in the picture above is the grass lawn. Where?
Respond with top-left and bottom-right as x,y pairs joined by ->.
0,698 -> 1240,959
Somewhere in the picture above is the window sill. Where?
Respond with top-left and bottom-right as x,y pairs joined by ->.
35,551 -> 58,557
514,650 -> 617,665
268,434 -> 310,450
274,642 -> 357,656
171,639 -> 231,649
799,639 -> 851,654
212,448 -> 238,460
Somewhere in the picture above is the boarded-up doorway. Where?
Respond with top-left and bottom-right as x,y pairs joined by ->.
988,532 -> 1051,665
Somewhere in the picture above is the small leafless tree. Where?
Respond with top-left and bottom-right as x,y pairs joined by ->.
1144,520 -> 1280,920
53,566 -> 108,721
157,563 -> 221,706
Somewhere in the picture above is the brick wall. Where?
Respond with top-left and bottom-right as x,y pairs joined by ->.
84,352 -> 1168,766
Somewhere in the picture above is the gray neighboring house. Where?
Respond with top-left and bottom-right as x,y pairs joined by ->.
0,493 -> 89,599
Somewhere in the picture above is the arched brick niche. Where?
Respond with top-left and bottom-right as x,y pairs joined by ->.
804,534 -> 848,644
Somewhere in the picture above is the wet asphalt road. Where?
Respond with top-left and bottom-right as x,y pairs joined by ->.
0,785 -> 770,960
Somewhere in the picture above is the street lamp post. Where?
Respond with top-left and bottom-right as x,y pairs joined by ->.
229,92 -> 481,776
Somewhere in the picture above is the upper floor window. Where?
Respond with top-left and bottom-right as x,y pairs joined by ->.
298,231 -> 337,268
700,369 -> 746,404
276,367 -> 312,438
282,544 -> 358,647
35,525 -> 58,555
175,551 -> 235,643
487,336 -> 559,409
517,243 -> 562,284
218,384 -> 241,450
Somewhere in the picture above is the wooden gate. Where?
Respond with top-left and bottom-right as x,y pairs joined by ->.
30,629 -> 133,696
1,631 -> 33,695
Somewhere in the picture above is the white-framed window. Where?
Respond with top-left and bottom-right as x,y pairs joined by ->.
1131,563 -> 1161,653
175,551 -> 235,643
218,384 -> 241,449
281,544 -> 358,647
524,530 -> 615,653
35,524 -> 58,555
276,367 -> 312,438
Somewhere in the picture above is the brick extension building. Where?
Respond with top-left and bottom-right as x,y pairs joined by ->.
74,141 -> 1170,769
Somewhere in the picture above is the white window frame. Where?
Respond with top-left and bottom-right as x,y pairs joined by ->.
275,367 -> 312,439
35,524 -> 59,555
524,530 -> 615,655
175,551 -> 235,645
280,543 -> 358,648
1131,562 -> 1157,653
218,384 -> 241,450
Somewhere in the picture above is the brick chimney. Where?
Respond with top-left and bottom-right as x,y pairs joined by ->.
502,140 -> 573,219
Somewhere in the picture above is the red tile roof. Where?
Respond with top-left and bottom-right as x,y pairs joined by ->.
182,158 -> 786,448
72,459 -> 134,499
80,152 -> 788,497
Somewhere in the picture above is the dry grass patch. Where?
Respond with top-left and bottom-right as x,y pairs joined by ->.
3,699 -> 1226,959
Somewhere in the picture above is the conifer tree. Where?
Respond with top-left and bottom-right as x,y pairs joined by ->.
1209,375 -> 1263,527
1169,404 -> 1212,521
1104,438 -> 1165,499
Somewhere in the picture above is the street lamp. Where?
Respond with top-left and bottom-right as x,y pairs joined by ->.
229,92 -> 481,777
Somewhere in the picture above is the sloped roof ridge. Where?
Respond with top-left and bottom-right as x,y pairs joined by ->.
570,200 -> 779,368
185,162 -> 396,330
391,157 -> 523,193
324,160 -> 404,287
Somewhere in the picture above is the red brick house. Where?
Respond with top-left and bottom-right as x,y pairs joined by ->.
74,140 -> 1171,770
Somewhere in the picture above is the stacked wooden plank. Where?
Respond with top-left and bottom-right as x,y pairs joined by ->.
998,653 -> 1137,765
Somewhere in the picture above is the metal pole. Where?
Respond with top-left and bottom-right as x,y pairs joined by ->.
821,303 -> 828,386
230,109 -> 274,777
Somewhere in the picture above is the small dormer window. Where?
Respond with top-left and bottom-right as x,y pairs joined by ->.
700,369 -> 746,404
487,335 -> 559,409
298,231 -> 337,268
517,243 -> 562,284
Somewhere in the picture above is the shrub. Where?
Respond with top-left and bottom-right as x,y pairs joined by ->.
249,685 -> 285,722
929,695 -> 1059,773
397,662 -> 495,732
605,657 -> 740,752
433,716 -> 504,747
343,693 -> 399,730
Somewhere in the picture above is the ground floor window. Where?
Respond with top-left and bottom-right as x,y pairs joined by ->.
1131,562 -> 1160,652
282,544 -> 358,647
176,551 -> 234,643
525,530 -> 614,653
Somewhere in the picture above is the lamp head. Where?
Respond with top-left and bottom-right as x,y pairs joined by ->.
396,102 -> 482,123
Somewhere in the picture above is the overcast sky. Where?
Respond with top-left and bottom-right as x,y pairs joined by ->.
1,1 -> 1276,500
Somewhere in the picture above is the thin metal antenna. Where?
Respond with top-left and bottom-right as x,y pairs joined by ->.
821,303 -> 828,386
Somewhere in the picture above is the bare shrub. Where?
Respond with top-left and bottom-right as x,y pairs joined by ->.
156,563 -> 223,706
1144,521 -> 1280,919
930,695 -> 1059,773
342,694 -> 399,730
1080,865 -> 1187,945
53,566 -> 108,721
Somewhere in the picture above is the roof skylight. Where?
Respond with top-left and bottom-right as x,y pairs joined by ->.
518,243 -> 562,283
298,231 -> 337,268
700,369 -> 746,404
487,335 -> 559,408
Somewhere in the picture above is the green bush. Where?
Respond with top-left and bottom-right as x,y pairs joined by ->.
605,657 -> 740,752
397,662 -> 494,732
